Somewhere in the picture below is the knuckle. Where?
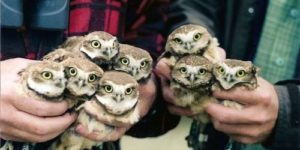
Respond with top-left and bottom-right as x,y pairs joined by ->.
252,114 -> 267,124
260,92 -> 271,101
33,126 -> 50,136
239,138 -> 255,144
212,121 -> 222,130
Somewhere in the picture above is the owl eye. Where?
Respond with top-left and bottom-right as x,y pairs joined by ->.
125,87 -> 134,95
104,85 -> 113,93
69,67 -> 77,76
180,67 -> 187,74
113,41 -> 118,49
120,57 -> 129,65
193,33 -> 201,41
88,74 -> 97,82
217,66 -> 225,75
41,71 -> 53,80
236,70 -> 246,77
140,61 -> 148,68
199,69 -> 206,75
91,40 -> 101,48
173,38 -> 183,44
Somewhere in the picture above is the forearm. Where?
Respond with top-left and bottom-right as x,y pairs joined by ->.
167,0 -> 221,36
264,83 -> 300,149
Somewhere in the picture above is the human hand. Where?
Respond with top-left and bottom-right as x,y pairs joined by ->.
0,58 -> 76,142
75,74 -> 157,141
206,77 -> 279,144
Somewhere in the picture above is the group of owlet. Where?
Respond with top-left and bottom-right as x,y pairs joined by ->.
161,24 -> 259,146
2,31 -> 153,150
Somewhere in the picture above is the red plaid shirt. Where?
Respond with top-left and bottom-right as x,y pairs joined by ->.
1,0 -> 180,139
1,0 -> 169,61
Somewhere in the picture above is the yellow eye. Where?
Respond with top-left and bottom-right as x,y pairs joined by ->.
125,87 -> 133,95
199,69 -> 206,75
69,67 -> 77,76
180,67 -> 187,74
193,33 -> 201,41
88,74 -> 97,82
113,41 -> 118,49
218,66 -> 225,75
173,38 -> 183,44
120,57 -> 129,65
140,61 -> 148,68
91,40 -> 101,48
41,71 -> 53,80
104,85 -> 113,93
236,70 -> 246,77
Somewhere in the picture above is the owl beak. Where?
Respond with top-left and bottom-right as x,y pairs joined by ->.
189,74 -> 195,83
104,49 -> 112,59
184,42 -> 192,50
77,79 -> 85,87
130,68 -> 138,76
114,94 -> 124,102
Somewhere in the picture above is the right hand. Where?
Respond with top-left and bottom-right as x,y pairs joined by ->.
0,58 -> 76,143
155,58 -> 196,117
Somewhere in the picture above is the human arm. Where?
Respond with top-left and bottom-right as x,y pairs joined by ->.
206,79 -> 300,149
0,58 -> 76,142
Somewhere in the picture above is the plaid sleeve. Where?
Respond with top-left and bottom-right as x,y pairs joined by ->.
123,0 -> 169,62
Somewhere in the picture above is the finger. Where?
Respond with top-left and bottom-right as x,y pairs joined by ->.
154,58 -> 171,80
211,119 -> 265,138
161,77 -> 175,104
137,74 -> 156,118
83,102 -> 132,127
168,105 -> 195,116
0,132 -> 25,142
12,97 -> 69,117
75,124 -> 103,141
100,127 -> 128,141
213,88 -> 260,105
213,78 -> 271,105
215,47 -> 226,60
9,111 -> 76,136
0,124 -> 62,143
205,103 -> 260,124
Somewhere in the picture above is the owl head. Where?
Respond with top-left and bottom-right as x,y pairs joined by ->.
80,31 -> 119,63
20,61 -> 67,99
62,58 -> 104,97
113,44 -> 153,82
171,55 -> 214,89
213,59 -> 259,90
165,24 -> 218,55
95,71 -> 139,115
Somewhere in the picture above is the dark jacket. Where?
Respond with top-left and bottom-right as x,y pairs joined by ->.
167,0 -> 300,149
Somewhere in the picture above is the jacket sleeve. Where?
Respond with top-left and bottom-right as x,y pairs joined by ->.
263,80 -> 300,149
166,0 -> 222,36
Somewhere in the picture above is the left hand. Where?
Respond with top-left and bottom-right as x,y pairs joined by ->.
75,74 -> 157,141
205,77 -> 279,144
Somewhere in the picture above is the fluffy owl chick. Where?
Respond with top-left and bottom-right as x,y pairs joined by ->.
171,55 -> 216,124
213,59 -> 259,109
17,61 -> 67,101
42,48 -> 85,62
113,44 -> 153,83
50,71 -> 140,150
61,31 -> 120,69
62,57 -> 104,108
161,24 -> 222,67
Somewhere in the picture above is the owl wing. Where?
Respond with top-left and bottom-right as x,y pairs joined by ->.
59,36 -> 84,49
